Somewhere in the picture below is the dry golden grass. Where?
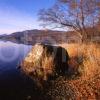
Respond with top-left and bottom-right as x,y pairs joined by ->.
52,42 -> 100,99
21,42 -> 100,99
59,43 -> 100,79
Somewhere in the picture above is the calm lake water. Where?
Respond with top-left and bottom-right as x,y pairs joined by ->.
0,41 -> 42,100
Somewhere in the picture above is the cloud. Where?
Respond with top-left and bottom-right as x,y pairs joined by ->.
0,6 -> 41,34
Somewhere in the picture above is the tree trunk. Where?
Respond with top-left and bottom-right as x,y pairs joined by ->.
82,32 -> 88,43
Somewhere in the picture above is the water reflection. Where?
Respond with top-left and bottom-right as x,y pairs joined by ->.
0,41 -> 41,100
0,41 -> 31,72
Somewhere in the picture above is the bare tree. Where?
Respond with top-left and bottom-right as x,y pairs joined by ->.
38,0 -> 100,42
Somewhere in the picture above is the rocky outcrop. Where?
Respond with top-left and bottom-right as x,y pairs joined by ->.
20,43 -> 69,88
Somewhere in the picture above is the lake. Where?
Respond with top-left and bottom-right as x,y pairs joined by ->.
0,41 -> 42,100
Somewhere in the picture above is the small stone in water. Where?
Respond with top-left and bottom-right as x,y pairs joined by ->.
27,95 -> 31,100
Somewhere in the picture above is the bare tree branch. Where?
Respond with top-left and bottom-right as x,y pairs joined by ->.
38,0 -> 100,41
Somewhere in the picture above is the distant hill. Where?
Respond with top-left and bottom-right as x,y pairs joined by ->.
0,29 -> 99,45
0,29 -> 80,44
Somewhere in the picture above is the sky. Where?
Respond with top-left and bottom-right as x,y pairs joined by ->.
0,0 -> 55,34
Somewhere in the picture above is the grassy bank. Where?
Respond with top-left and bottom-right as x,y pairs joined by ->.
45,43 -> 100,99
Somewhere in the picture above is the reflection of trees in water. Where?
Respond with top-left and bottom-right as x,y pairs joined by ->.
36,36 -> 57,45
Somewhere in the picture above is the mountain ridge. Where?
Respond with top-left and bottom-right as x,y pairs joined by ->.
0,29 -> 99,45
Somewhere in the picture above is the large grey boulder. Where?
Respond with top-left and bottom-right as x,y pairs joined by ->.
20,43 -> 69,88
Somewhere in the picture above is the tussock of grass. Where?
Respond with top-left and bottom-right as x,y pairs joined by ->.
45,43 -> 100,99
60,43 -> 100,79
22,43 -> 100,99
